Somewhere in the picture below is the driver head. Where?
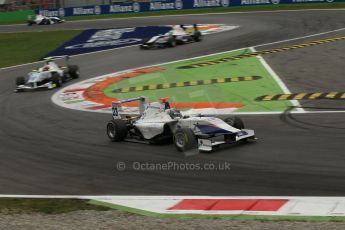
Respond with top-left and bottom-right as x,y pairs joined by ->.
159,97 -> 170,110
43,65 -> 50,71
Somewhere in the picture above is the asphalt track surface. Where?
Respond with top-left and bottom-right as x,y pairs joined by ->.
1,10 -> 345,195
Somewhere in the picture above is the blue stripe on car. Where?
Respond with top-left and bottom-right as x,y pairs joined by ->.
196,124 -> 232,134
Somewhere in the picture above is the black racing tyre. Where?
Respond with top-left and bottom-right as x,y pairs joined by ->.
168,37 -> 176,47
193,31 -> 202,42
68,65 -> 80,79
224,116 -> 245,129
173,128 -> 197,152
107,119 -> 128,142
51,72 -> 62,88
141,38 -> 149,43
16,76 -> 25,86
140,45 -> 146,50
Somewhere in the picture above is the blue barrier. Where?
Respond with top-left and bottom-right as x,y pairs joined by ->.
36,0 -> 345,17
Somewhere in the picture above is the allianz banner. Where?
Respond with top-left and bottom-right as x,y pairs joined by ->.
36,0 -> 345,17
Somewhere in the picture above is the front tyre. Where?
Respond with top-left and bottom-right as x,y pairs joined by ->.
16,76 -> 25,86
51,72 -> 62,88
173,128 -> 197,152
224,116 -> 244,129
68,65 -> 80,79
107,119 -> 128,142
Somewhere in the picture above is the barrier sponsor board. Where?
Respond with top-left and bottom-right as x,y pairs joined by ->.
36,0 -> 344,17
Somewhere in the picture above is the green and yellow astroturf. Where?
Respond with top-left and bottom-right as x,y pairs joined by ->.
104,49 -> 293,113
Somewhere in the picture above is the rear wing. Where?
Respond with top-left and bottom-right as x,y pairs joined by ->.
112,96 -> 148,119
43,56 -> 70,65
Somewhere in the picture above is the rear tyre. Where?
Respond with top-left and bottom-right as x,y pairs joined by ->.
51,73 -> 62,88
173,128 -> 197,152
193,31 -> 202,42
16,76 -> 25,86
224,116 -> 244,129
68,65 -> 80,79
107,119 -> 128,142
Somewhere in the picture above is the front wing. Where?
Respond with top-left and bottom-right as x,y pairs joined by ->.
15,81 -> 55,92
197,129 -> 256,152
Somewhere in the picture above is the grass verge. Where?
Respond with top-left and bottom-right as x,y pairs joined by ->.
0,198 -> 110,214
0,10 -> 34,25
0,3 -> 344,25
0,30 -> 80,68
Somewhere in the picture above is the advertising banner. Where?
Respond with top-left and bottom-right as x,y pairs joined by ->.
36,0 -> 345,17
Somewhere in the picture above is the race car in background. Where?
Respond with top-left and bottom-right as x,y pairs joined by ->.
106,96 -> 256,152
140,24 -> 202,49
15,56 -> 79,92
27,14 -> 65,26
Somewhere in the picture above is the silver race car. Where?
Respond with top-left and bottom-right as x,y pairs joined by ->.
27,14 -> 65,26
106,97 -> 256,152
140,24 -> 202,49
15,56 -> 79,92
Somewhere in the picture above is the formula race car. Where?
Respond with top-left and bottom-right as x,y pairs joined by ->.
140,24 -> 202,49
15,56 -> 79,92
27,14 -> 65,26
106,97 -> 256,152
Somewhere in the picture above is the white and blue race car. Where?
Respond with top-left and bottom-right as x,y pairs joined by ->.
140,24 -> 202,49
15,56 -> 79,92
106,96 -> 256,152
27,14 -> 65,26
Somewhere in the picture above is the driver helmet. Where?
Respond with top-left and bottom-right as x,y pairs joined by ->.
168,109 -> 182,119
43,65 -> 50,71
193,24 -> 199,31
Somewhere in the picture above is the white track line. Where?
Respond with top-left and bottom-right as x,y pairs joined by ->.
255,27 -> 345,48
0,44 -> 140,71
234,110 -> 345,115
250,47 -> 305,113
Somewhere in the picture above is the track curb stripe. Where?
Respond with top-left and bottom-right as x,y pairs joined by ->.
178,36 -> 345,69
255,92 -> 345,101
112,76 -> 262,93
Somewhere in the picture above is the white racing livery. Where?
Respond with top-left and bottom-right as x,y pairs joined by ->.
140,24 -> 202,49
106,96 -> 256,152
27,14 -> 65,26
15,56 -> 80,92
